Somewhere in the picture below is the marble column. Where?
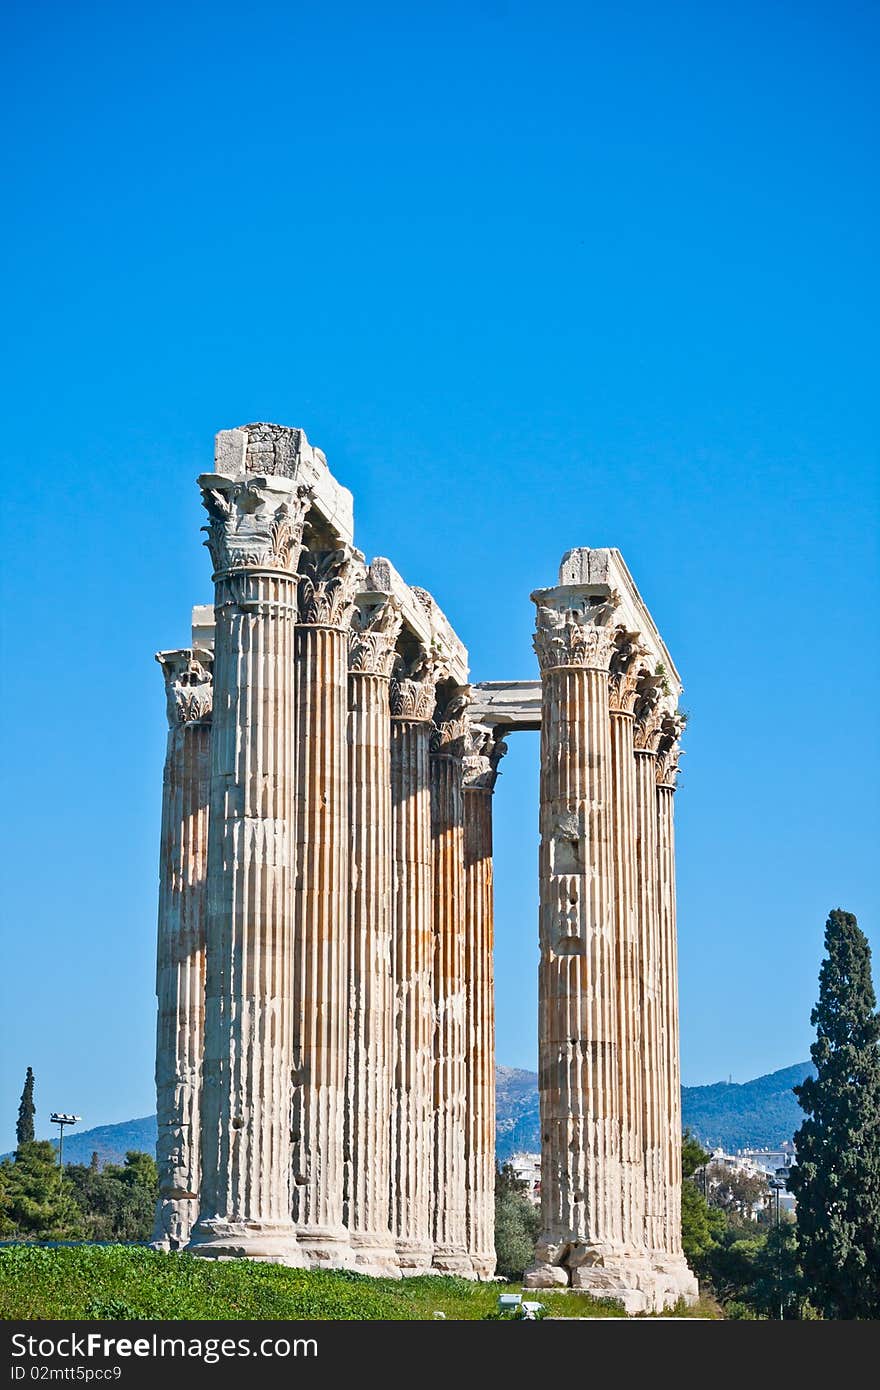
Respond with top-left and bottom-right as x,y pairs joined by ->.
632,675 -> 666,1263
462,725 -> 507,1279
608,631 -> 648,1263
189,472 -> 310,1263
291,546 -> 358,1267
389,651 -> 441,1274
655,716 -> 697,1298
153,649 -> 212,1250
345,594 -> 403,1276
526,585 -> 633,1298
429,686 -> 473,1275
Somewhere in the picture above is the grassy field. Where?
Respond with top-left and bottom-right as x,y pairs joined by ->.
0,1246 -> 714,1321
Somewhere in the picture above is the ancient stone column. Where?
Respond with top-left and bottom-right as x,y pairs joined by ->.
525,585 -> 631,1297
345,594 -> 403,1277
430,685 -> 473,1275
189,472 -> 310,1263
462,725 -> 507,1279
632,675 -> 667,1264
291,546 -> 359,1267
608,631 -> 648,1263
389,651 -> 441,1274
153,649 -> 212,1250
655,717 -> 697,1298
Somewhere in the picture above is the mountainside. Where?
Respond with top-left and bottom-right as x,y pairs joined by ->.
496,1060 -> 814,1159
4,1062 -> 814,1168
680,1061 -> 814,1150
7,1116 -> 159,1169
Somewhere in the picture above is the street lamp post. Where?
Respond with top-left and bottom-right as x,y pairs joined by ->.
768,1177 -> 784,1320
49,1113 -> 81,1178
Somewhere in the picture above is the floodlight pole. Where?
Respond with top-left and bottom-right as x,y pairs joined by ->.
49,1114 -> 81,1181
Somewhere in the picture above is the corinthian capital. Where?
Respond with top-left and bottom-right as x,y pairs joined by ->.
531,588 -> 620,673
656,712 -> 686,786
632,671 -> 668,752
462,723 -> 508,790
609,627 -> 647,712
297,547 -> 360,628
156,649 -> 213,727
348,594 -> 403,677
430,684 -> 471,757
389,648 -> 444,721
198,473 -> 312,575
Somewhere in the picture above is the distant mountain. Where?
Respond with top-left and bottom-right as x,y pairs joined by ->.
496,1060 -> 814,1160
680,1061 -> 814,1150
1,1116 -> 158,1169
3,1062 -> 814,1169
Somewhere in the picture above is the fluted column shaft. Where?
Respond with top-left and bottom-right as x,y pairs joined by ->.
537,665 -> 621,1261
634,747 -> 664,1255
191,564 -> 302,1260
153,652 -> 212,1250
389,715 -> 435,1272
609,707 -> 645,1254
430,718 -> 471,1274
463,784 -> 496,1278
292,610 -> 352,1261
657,778 -> 682,1258
345,603 -> 400,1274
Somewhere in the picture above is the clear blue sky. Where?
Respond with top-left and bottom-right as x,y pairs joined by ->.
0,1 -> 877,1151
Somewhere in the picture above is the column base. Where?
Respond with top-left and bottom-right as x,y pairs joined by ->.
152,1196 -> 198,1252
394,1239 -> 435,1276
349,1232 -> 402,1279
524,1241 -> 699,1313
470,1251 -> 498,1281
186,1219 -> 305,1266
431,1246 -> 476,1278
647,1253 -> 700,1306
295,1226 -> 356,1271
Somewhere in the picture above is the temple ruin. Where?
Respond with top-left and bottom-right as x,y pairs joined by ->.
153,422 -> 698,1311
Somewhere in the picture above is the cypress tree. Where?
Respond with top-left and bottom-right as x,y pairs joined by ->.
16,1067 -> 35,1147
789,908 -> 880,1318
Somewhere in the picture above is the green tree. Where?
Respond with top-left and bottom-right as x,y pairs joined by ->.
494,1162 -> 540,1280
0,1141 -> 83,1240
66,1151 -> 158,1243
680,1129 -> 725,1269
789,908 -> 880,1319
16,1067 -> 35,1147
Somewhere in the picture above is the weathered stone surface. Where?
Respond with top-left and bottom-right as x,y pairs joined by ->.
463,724 -> 506,1278
152,649 -> 212,1251
527,587 -> 624,1289
389,649 -> 441,1274
291,545 -> 358,1268
214,424 -> 355,545
345,593 -> 403,1277
188,473 -> 309,1265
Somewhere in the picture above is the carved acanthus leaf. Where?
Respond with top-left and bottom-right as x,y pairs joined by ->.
533,591 -> 620,673
608,626 -> 647,712
656,712 -> 686,786
156,649 -> 213,727
298,548 -> 358,628
632,671 -> 667,752
200,476 -> 312,574
389,649 -> 444,721
431,684 -> 471,757
348,596 -> 403,676
462,723 -> 508,790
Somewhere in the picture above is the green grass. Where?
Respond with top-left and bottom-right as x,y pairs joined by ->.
0,1246 -> 640,1321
